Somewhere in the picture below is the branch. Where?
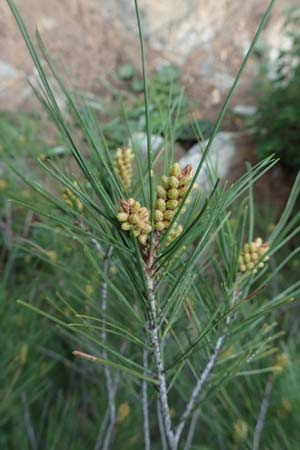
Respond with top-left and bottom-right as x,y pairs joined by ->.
174,287 -> 239,445
92,246 -> 117,450
145,249 -> 177,450
142,349 -> 151,450
183,410 -> 200,450
94,362 -> 123,450
175,334 -> 226,443
252,377 -> 273,450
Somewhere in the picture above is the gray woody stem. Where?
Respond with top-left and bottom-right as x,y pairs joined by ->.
145,246 -> 239,449
157,399 -> 168,450
252,377 -> 273,450
142,349 -> 151,450
145,250 -> 177,450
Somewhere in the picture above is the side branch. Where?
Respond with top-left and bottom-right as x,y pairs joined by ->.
93,246 -> 117,450
183,410 -> 200,450
175,334 -> 225,443
252,377 -> 273,450
175,287 -> 239,444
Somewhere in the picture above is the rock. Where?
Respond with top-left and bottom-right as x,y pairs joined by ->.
128,132 -> 164,155
212,72 -> 235,92
37,16 -> 57,32
211,88 -> 221,105
232,105 -> 257,116
200,62 -> 235,92
179,132 -> 237,190
0,60 -> 22,81
0,60 -> 28,111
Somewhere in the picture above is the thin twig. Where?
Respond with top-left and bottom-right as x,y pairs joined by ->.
175,334 -> 226,443
252,377 -> 273,450
174,288 -> 239,445
94,410 -> 110,450
142,349 -> 151,450
94,339 -> 127,450
100,247 -> 115,450
183,410 -> 200,450
93,246 -> 117,450
94,371 -> 122,450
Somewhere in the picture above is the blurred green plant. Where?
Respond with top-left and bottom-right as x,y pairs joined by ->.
90,62 -> 213,149
252,6 -> 300,170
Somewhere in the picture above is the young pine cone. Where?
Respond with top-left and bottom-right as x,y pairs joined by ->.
117,198 -> 152,246
154,163 -> 193,232
238,237 -> 269,273
114,148 -> 135,190
62,182 -> 83,212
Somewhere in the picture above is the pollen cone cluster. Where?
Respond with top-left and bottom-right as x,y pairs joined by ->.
117,198 -> 151,245
238,237 -> 269,273
62,182 -> 83,212
154,163 -> 193,232
114,148 -> 134,190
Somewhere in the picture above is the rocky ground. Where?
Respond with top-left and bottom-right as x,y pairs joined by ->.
0,0 -> 296,210
0,0 -> 293,113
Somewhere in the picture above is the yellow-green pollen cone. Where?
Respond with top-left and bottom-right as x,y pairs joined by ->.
62,182 -> 83,212
117,198 -> 152,246
114,147 -> 135,190
154,163 -> 193,233
238,237 -> 269,273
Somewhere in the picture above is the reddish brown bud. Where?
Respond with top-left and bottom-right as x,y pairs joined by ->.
180,164 -> 193,179
120,200 -> 131,213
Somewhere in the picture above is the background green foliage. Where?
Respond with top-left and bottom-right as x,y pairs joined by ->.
91,63 -> 213,149
253,6 -> 300,170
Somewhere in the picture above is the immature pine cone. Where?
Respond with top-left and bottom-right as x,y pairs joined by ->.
114,148 -> 135,190
117,198 -> 152,245
154,163 -> 193,232
238,237 -> 269,273
62,182 -> 83,212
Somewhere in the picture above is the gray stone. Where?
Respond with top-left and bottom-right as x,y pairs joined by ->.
128,132 -> 164,155
200,62 -> 235,92
179,132 -> 237,190
0,60 -> 22,81
232,105 -> 257,116
37,16 -> 57,32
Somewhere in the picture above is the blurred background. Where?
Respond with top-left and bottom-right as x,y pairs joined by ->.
1,1 -> 300,449
0,0 -> 294,113
1,0 -> 298,202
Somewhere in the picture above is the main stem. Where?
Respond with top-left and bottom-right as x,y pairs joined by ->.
145,247 -> 176,450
